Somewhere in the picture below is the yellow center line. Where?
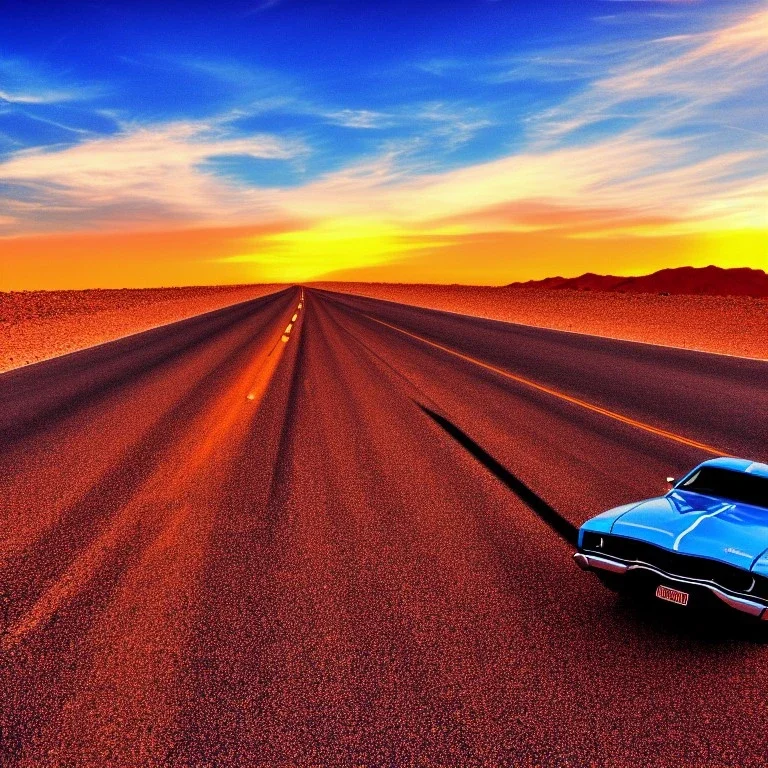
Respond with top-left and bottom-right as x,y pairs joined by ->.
362,314 -> 731,458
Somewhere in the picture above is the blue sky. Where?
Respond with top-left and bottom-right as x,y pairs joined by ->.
2,0 -> 756,177
1,0 -> 766,287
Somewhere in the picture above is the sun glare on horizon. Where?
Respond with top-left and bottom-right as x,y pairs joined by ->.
1,0 -> 766,289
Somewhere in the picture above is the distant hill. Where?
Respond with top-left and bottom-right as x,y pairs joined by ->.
509,266 -> 768,297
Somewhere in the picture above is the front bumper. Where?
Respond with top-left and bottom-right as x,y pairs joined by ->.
574,551 -> 768,619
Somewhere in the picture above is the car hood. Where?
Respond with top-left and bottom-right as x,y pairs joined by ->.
610,490 -> 768,570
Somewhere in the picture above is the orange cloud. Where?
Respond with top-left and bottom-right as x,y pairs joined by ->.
2,8 -> 766,289
429,201 -> 678,235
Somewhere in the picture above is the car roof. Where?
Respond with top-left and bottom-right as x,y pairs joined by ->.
696,457 -> 768,479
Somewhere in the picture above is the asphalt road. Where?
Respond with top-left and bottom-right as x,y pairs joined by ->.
1,286 -> 766,767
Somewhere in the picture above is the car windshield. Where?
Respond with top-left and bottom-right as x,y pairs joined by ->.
679,467 -> 768,509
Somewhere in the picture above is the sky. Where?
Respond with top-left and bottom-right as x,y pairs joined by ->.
1,0 -> 766,289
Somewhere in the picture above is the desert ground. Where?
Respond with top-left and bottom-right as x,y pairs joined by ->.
2,281 -> 766,374
0,285 -> 283,373
313,282 -> 768,360
2,286 -> 766,766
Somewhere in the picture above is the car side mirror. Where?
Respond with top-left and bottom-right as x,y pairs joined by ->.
666,477 -> 675,487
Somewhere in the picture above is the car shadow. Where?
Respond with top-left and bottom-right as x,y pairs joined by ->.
611,591 -> 768,645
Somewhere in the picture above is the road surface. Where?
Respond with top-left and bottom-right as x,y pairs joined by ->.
1,286 -> 766,767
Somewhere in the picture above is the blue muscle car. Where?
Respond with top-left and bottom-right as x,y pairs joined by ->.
574,457 -> 768,620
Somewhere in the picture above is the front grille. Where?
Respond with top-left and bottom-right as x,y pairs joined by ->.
582,532 -> 755,594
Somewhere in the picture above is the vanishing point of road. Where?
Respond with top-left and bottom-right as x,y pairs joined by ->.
1,286 -> 766,767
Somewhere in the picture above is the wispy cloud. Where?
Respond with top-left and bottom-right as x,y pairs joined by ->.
206,126 -> 765,281
0,120 -> 305,233
262,132 -> 763,232
486,39 -> 665,85
529,7 -> 768,145
1,4 -> 765,270
321,109 -> 392,129
0,88 -> 78,105
415,102 -> 494,149
0,57 -> 99,105
168,54 -> 495,145
242,0 -> 284,16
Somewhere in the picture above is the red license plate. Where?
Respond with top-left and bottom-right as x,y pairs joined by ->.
655,584 -> 689,606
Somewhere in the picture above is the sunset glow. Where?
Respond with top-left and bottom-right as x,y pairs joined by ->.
1,1 -> 766,288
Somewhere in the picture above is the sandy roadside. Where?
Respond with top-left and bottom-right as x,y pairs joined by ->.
0,285 -> 286,373
313,282 -> 768,360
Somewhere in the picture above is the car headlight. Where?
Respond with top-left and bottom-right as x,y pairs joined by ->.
581,531 -> 607,552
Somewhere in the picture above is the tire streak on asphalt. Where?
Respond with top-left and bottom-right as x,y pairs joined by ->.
1,286 -> 766,767
0,290 -> 294,441
2,310 -> 294,653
